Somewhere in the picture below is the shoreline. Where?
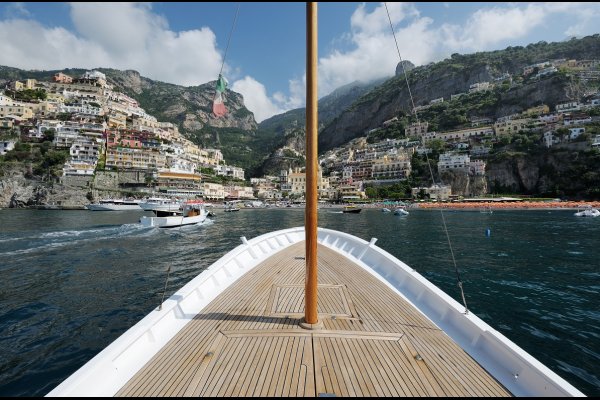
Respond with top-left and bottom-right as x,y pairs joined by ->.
1,201 -> 599,211
412,201 -> 600,210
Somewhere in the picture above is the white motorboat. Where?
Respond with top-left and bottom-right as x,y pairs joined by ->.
85,199 -> 142,211
574,206 -> 600,217
139,197 -> 183,213
47,3 -> 584,398
139,201 -> 208,228
394,207 -> 409,216
382,207 -> 391,212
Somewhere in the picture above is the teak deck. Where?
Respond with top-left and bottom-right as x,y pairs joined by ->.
117,242 -> 512,397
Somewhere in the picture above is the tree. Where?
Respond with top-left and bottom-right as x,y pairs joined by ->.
42,128 -> 55,142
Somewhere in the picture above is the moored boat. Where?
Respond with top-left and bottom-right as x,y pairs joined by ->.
574,206 -> 600,217
85,198 -> 142,211
394,207 -> 409,216
342,205 -> 361,213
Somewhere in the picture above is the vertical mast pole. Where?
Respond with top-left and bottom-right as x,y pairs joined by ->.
304,1 -> 319,326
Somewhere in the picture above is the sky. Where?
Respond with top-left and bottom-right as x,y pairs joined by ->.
1,2 -> 600,123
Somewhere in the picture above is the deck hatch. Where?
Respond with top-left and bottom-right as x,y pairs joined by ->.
266,284 -> 357,319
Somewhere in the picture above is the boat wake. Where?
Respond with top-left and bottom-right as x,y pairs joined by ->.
0,223 -> 157,258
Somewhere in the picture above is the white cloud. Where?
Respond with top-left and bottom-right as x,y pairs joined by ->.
231,76 -> 284,123
305,2 -> 437,97
0,2 -> 224,86
1,2 -> 599,123
5,2 -> 30,18
310,1 -> 600,105
0,19 -> 109,70
440,4 -> 547,52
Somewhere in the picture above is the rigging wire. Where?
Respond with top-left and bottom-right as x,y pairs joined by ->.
218,2 -> 241,77
384,3 -> 469,314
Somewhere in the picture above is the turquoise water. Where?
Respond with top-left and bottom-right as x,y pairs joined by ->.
0,208 -> 598,396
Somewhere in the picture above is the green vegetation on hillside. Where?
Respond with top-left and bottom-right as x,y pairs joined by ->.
0,140 -> 69,179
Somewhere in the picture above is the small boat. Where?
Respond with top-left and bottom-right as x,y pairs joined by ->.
394,207 -> 409,216
139,201 -> 208,228
224,206 -> 241,212
85,198 -> 142,211
382,207 -> 391,212
574,206 -> 600,217
342,205 -> 361,213
139,197 -> 182,213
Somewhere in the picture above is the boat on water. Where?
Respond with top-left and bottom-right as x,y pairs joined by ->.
394,207 -> 409,216
382,207 -> 391,212
342,205 -> 361,213
139,197 -> 183,213
574,206 -> 600,217
139,201 -> 208,228
85,198 -> 142,211
48,3 -> 584,397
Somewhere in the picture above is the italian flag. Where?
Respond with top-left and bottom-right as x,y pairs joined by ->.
213,74 -> 228,117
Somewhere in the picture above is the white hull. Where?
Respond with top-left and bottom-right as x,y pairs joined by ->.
140,210 -> 207,228
394,208 -> 409,215
574,208 -> 600,217
48,227 -> 584,397
86,204 -> 142,211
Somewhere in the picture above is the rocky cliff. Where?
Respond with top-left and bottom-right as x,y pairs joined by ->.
0,169 -> 89,208
319,34 -> 600,152
486,144 -> 600,198
440,170 -> 488,197
318,67 -> 574,152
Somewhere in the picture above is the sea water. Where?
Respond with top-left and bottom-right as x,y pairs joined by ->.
0,208 -> 598,396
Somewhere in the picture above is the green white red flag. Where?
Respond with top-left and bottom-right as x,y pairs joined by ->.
213,74 -> 228,117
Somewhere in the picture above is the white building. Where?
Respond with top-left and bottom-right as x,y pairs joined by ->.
543,131 -> 559,148
469,159 -> 486,176
469,82 -> 491,93
405,122 -> 428,137
412,185 -> 451,201
203,182 -> 225,200
438,152 -> 470,172
0,139 -> 15,155
371,152 -> 412,180
556,102 -> 581,113
568,127 -> 585,140
563,114 -> 592,126
214,165 -> 245,180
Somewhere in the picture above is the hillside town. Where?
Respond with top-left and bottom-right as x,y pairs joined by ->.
1,61 -> 600,205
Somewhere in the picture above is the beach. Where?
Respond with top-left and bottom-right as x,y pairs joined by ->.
414,200 -> 600,210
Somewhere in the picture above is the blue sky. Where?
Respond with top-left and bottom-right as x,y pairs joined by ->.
1,2 -> 600,122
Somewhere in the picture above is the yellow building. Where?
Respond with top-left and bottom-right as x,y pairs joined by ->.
0,105 -> 33,119
494,118 -> 534,135
288,167 -> 330,198
523,105 -> 549,116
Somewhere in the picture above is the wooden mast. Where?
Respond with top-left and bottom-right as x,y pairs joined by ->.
303,1 -> 319,327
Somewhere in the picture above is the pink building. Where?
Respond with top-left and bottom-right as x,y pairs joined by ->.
53,72 -> 73,84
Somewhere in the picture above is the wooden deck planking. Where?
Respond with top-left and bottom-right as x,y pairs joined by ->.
117,242 -> 511,397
